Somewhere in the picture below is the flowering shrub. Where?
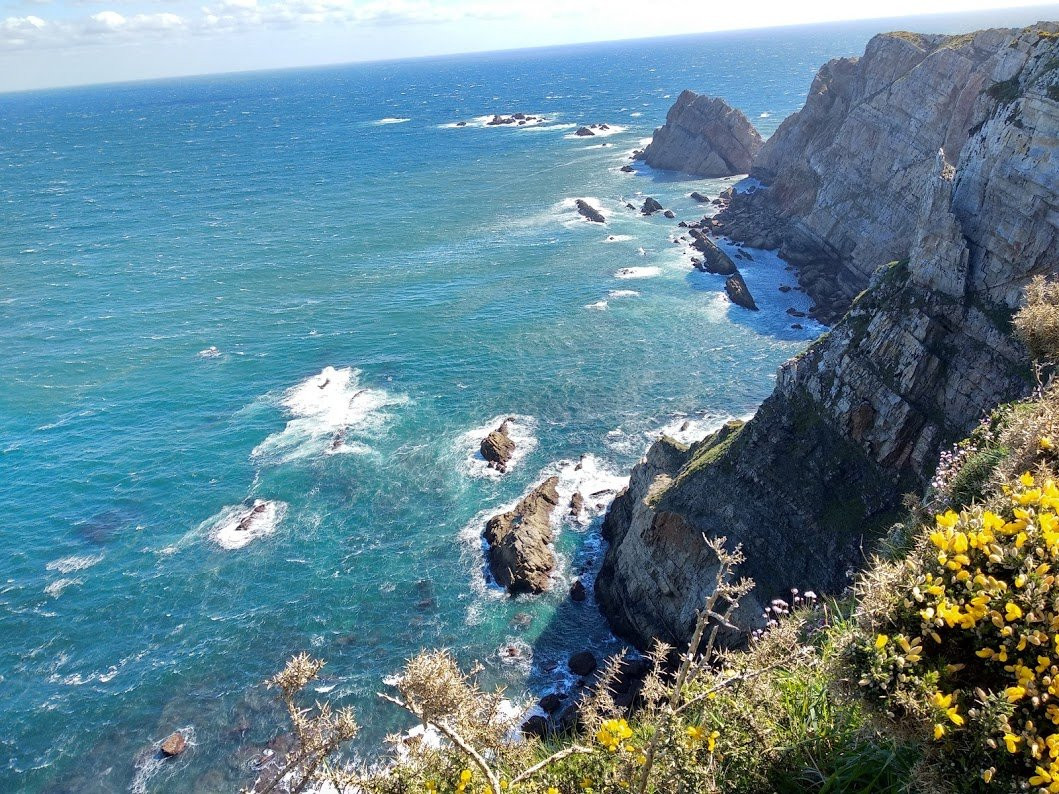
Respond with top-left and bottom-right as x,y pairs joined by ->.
855,469 -> 1059,791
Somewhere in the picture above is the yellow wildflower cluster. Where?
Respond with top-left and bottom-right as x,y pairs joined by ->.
596,718 -> 634,752
874,473 -> 1059,791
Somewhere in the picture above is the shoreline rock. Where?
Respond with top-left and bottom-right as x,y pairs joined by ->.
574,199 -> 606,224
724,271 -> 758,310
480,418 -> 516,472
484,477 -> 561,595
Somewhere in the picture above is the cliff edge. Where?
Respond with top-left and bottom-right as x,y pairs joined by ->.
597,24 -> 1059,649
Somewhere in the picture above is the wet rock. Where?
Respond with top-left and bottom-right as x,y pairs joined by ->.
160,732 -> 187,758
724,271 -> 759,310
690,230 -> 738,275
568,650 -> 597,677
569,491 -> 584,516
455,121 -> 467,127
480,418 -> 516,472
575,199 -> 606,224
484,477 -> 560,594
641,197 -> 664,215
690,191 -> 710,202
569,579 -> 587,602
575,126 -> 595,136
662,209 -> 676,219
539,692 -> 564,714
620,164 -> 634,173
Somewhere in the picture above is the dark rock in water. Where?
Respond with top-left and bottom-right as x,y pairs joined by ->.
480,419 -> 516,472
791,323 -> 803,329
625,202 -> 636,210
620,164 -> 634,173
662,209 -> 676,219
568,650 -> 597,677
690,191 -> 710,202
575,126 -> 595,137
521,715 -> 549,739
631,149 -> 644,159
575,199 -> 606,224
569,491 -> 584,516
786,308 -> 807,318
569,579 -> 587,602
690,231 -> 738,275
641,197 -> 664,215
512,112 -> 526,120
484,477 -> 560,594
160,732 -> 187,758
539,693 -> 564,714
779,284 -> 793,293
555,701 -> 583,733
725,271 -> 759,310
455,121 -> 467,127
599,123 -> 610,130
677,220 -> 689,228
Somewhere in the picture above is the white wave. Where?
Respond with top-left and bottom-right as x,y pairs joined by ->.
371,117 -> 410,125
602,234 -> 634,243
584,300 -> 608,311
629,111 -> 643,117
44,578 -> 81,598
459,414 -> 538,480
497,637 -> 533,672
564,124 -> 626,139
551,454 -> 628,528
207,499 -> 288,550
657,414 -> 735,446
759,111 -> 771,118
608,290 -> 640,298
197,346 -> 221,359
252,366 -> 408,464
614,266 -> 660,279
440,114 -> 555,130
46,553 -> 103,575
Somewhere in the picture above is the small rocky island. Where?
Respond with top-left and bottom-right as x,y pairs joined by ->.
575,199 -> 606,223
480,418 -> 517,472
484,477 -> 560,594
638,90 -> 763,177
486,113 -> 547,126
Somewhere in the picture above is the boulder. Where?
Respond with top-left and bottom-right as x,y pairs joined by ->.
620,164 -> 634,173
569,579 -> 587,602
455,121 -> 467,127
484,477 -> 561,594
786,308 -> 807,318
569,491 -> 584,516
662,210 -> 676,219
575,199 -> 606,224
641,90 -> 763,177
160,732 -> 187,758
690,191 -> 709,202
641,197 -> 664,215
724,271 -> 759,310
568,651 -> 597,677
539,693 -> 564,714
575,126 -> 595,137
690,231 -> 738,275
480,419 -> 516,472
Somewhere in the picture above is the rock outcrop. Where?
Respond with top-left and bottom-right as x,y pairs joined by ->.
480,419 -> 516,472
575,199 -> 606,224
485,477 -> 560,594
597,24 -> 1058,650
639,90 -> 763,177
713,26 -> 1058,322
724,271 -> 758,310
641,197 -> 664,215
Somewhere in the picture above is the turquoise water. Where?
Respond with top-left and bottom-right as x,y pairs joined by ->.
0,16 -> 1020,791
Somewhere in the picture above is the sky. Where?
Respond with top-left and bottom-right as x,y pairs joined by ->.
1,0 -> 1058,92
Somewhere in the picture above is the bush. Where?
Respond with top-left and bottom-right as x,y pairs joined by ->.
1014,276 -> 1059,363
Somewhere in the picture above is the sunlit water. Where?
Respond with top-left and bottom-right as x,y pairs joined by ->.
0,13 -> 1026,790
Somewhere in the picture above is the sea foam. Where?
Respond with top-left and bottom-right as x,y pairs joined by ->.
459,414 -> 538,479
207,499 -> 288,550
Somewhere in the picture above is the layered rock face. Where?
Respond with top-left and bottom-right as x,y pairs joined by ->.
598,24 -> 1059,649
639,90 -> 763,177
715,26 -> 1057,323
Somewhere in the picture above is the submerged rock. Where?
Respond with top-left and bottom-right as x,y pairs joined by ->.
574,199 -> 606,224
484,477 -> 560,594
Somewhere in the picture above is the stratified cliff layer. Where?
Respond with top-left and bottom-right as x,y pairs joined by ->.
714,26 -> 1058,322
639,90 -> 763,177
597,24 -> 1059,649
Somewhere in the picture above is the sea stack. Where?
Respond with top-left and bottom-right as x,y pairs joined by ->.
640,90 -> 762,177
484,477 -> 560,594
575,199 -> 606,224
480,418 -> 516,472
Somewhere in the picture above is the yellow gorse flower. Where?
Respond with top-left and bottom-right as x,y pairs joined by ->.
596,718 -> 633,752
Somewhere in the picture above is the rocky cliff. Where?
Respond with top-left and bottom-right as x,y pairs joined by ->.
597,24 -> 1059,650
639,90 -> 763,177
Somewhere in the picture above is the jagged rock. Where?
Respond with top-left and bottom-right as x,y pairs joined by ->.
575,126 -> 595,137
690,191 -> 710,202
574,199 -> 606,224
569,491 -> 584,516
568,651 -> 597,677
641,197 -> 664,215
539,693 -> 564,714
569,579 -> 587,602
620,164 -> 634,173
786,308 -> 806,318
596,23 -> 1058,651
690,231 -> 737,275
724,272 -> 758,311
662,209 -> 676,219
455,121 -> 467,127
160,732 -> 187,757
779,285 -> 793,293
641,90 -> 763,177
791,323 -> 803,329
484,477 -> 561,594
480,419 -> 516,472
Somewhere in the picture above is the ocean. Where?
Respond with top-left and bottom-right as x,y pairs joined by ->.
0,11 -> 1042,790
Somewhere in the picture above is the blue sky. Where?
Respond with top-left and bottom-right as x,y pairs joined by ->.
2,0 -> 1058,91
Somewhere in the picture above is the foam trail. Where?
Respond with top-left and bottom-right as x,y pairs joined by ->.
371,117 -> 410,125
206,499 -> 288,550
584,300 -> 608,311
614,266 -> 660,279
252,366 -> 408,464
